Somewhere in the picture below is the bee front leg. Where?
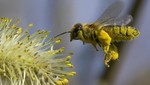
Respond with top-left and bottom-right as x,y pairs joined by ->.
97,43 -> 109,53
92,43 -> 99,51
83,42 -> 85,45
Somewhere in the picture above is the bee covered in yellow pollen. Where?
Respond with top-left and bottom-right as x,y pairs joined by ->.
55,1 -> 140,67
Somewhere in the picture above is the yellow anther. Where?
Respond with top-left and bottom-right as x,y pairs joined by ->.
11,24 -> 15,29
47,50 -> 52,53
67,64 -> 74,68
17,28 -> 22,33
63,78 -> 69,84
65,61 -> 70,64
9,19 -> 12,22
55,38 -> 61,44
69,52 -> 74,55
68,72 -> 76,77
57,81 -> 63,85
59,47 -> 64,53
16,20 -> 20,24
49,38 -> 54,41
66,56 -> 71,61
28,24 -> 33,28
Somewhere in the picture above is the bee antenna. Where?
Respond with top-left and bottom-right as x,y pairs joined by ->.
54,31 -> 71,38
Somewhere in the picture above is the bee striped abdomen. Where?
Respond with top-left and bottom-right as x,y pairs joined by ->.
102,26 -> 140,42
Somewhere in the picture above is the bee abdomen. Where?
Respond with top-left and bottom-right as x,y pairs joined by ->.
102,26 -> 140,42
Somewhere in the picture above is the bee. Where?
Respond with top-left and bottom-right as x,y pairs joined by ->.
55,1 -> 140,67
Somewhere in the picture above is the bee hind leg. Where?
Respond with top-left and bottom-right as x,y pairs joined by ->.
104,44 -> 119,67
97,43 -> 109,53
104,53 -> 111,67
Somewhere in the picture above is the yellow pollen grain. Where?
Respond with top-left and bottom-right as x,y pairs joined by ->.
17,28 -> 22,33
63,78 -> 69,84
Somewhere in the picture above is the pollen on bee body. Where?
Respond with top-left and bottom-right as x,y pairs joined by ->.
126,26 -> 140,37
103,26 -> 140,42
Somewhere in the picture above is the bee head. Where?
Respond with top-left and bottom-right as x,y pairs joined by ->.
70,23 -> 83,41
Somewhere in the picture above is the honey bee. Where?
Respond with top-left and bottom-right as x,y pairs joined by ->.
55,1 -> 140,67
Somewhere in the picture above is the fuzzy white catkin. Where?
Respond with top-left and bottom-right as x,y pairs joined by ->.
0,18 -> 75,85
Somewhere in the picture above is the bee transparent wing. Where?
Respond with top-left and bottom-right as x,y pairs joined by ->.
96,1 -> 124,26
104,15 -> 133,26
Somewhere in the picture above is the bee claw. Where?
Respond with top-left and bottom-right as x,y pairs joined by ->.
95,47 -> 99,51
94,46 -> 99,51
92,43 -> 99,51
83,42 -> 85,45
96,49 -> 99,51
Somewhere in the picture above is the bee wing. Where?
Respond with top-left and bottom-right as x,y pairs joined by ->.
103,15 -> 133,26
96,1 -> 124,26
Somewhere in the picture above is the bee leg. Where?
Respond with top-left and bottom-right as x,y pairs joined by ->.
109,44 -> 119,60
97,43 -> 109,53
103,45 -> 110,53
104,53 -> 111,67
97,30 -> 111,53
104,44 -> 119,67
83,42 -> 85,45
92,43 -> 99,51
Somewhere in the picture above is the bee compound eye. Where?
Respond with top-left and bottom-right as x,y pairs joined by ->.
74,23 -> 82,33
